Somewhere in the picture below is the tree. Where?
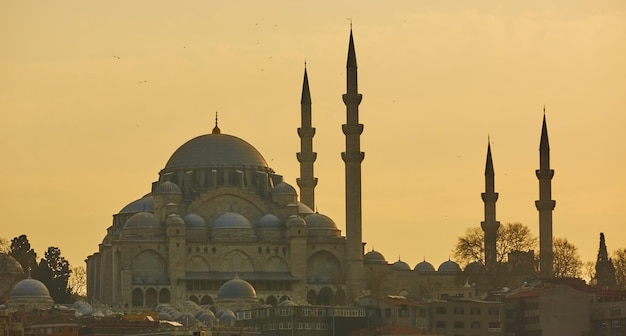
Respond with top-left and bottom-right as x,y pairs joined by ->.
0,237 -> 9,254
552,237 -> 583,278
9,235 -> 38,274
37,247 -> 72,303
453,222 -> 538,267
69,266 -> 87,298
613,248 -> 626,290
583,261 -> 596,284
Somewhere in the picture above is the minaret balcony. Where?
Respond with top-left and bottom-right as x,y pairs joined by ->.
535,169 -> 555,179
297,128 -> 316,137
342,124 -> 364,135
535,200 -> 556,210
342,93 -> 363,104
297,152 -> 317,162
341,152 -> 365,163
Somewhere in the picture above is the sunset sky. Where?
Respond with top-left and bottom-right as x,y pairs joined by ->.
1,1 -> 625,273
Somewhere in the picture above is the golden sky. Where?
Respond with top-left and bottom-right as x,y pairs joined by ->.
1,1 -> 625,271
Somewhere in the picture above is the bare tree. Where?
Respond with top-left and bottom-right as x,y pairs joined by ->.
0,237 -> 9,254
583,261 -> 596,284
453,222 -> 537,267
613,248 -> 626,290
552,238 -> 583,278
69,265 -> 87,298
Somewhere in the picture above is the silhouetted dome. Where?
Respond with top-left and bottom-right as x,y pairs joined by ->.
286,215 -> 306,227
438,260 -> 462,273
217,276 -> 257,299
0,253 -> 23,274
392,260 -> 411,271
272,182 -> 297,196
414,260 -> 436,272
364,251 -> 387,264
184,213 -> 207,228
124,212 -> 162,229
9,278 -> 52,301
464,261 -> 486,273
164,134 -> 269,170
218,310 -> 236,325
278,299 -> 297,306
119,194 -> 154,214
257,214 -> 282,229
213,212 -> 253,229
156,181 -> 182,194
305,213 -> 337,230
175,313 -> 195,326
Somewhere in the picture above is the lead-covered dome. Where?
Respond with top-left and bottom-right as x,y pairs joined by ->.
9,278 -> 52,301
119,194 -> 154,214
392,260 -> 411,271
156,181 -> 182,194
213,212 -> 253,229
124,212 -> 163,229
217,276 -> 257,299
272,182 -> 297,196
305,213 -> 337,230
184,213 -> 207,228
364,250 -> 387,264
414,260 -> 436,272
257,214 -> 282,229
438,260 -> 462,273
164,134 -> 269,170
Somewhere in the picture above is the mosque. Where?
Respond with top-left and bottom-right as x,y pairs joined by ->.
85,30 -> 556,309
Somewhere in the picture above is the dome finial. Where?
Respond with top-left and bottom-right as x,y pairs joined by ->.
212,111 -> 221,134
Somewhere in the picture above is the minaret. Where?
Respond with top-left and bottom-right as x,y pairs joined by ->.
296,66 -> 318,210
342,28 -> 366,299
481,139 -> 500,271
535,112 -> 556,277
594,233 -> 617,287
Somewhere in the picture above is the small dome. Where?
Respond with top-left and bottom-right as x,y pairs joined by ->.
157,181 -> 182,194
305,213 -> 337,230
0,254 -> 24,274
217,276 -> 257,299
184,213 -> 207,228
213,212 -> 253,229
9,278 -> 52,300
158,312 -> 172,320
198,312 -> 216,325
272,182 -> 297,196
124,212 -> 163,229
119,194 -> 154,214
278,299 -> 297,307
257,214 -> 283,229
297,202 -> 315,215
175,313 -> 195,327
392,260 -> 411,271
286,215 -> 306,228
364,251 -> 387,264
218,310 -> 236,325
414,260 -> 436,272
438,260 -> 462,273
464,261 -> 486,273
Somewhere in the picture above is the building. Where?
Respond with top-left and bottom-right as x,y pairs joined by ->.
86,28 -> 556,312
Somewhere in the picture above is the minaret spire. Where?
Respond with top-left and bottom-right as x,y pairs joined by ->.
342,28 -> 366,300
297,66 -> 318,210
535,111 -> 555,277
481,139 -> 500,271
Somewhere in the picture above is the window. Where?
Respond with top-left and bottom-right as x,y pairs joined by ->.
436,321 -> 447,328
418,308 -> 427,317
302,308 -> 310,316
470,307 -> 481,315
454,321 -> 465,329
488,308 -> 499,315
436,307 -> 447,314
385,308 -> 392,317
304,322 -> 311,329
454,307 -> 465,315
278,322 -> 292,330
471,321 -> 481,329
399,307 -> 410,317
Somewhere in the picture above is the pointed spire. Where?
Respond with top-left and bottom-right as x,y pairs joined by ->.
540,112 -> 550,151
597,232 -> 609,262
212,112 -> 221,134
485,138 -> 494,176
301,67 -> 311,105
347,29 -> 357,69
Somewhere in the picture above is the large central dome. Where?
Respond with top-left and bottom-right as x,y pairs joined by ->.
165,134 -> 269,170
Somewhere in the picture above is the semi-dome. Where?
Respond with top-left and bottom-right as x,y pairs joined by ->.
213,212 -> 253,229
297,202 -> 315,214
272,182 -> 297,196
217,276 -> 257,299
124,212 -> 163,229
9,278 -> 52,300
392,260 -> 411,271
164,134 -> 269,170
305,213 -> 337,230
257,214 -> 282,229
156,181 -> 182,194
364,250 -> 387,264
438,260 -> 462,273
119,194 -> 154,214
414,260 -> 436,272
184,213 -> 207,228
